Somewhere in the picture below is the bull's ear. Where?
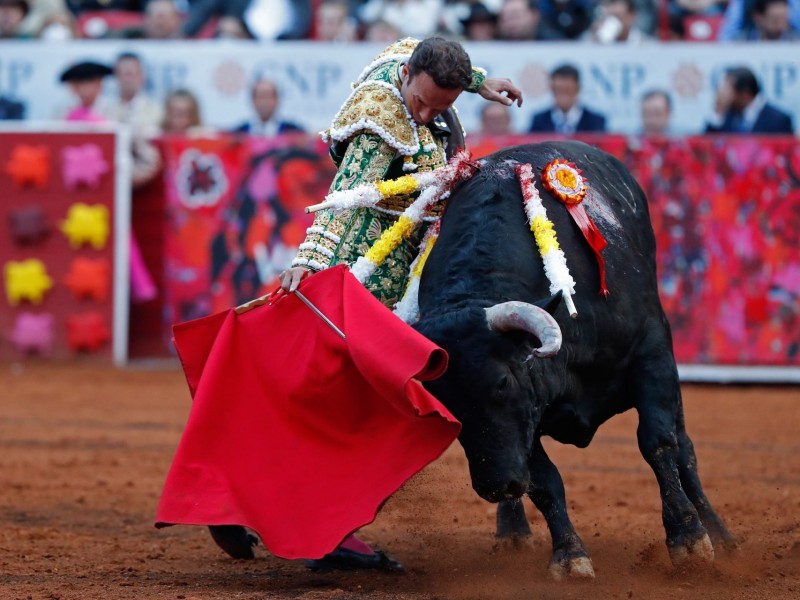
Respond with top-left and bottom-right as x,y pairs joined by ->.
533,290 -> 563,316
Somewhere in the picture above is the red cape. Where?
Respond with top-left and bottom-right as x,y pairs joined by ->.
155,265 -> 460,559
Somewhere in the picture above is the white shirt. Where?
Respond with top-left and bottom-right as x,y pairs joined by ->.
551,105 -> 584,134
104,92 -> 164,138
742,94 -> 767,132
247,117 -> 281,137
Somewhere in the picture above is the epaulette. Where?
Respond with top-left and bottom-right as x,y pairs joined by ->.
324,80 -> 420,157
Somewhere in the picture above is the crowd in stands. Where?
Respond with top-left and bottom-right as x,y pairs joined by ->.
0,0 -> 797,140
0,0 -> 798,42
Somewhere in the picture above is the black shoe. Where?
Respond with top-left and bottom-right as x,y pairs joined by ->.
305,548 -> 405,573
208,525 -> 258,559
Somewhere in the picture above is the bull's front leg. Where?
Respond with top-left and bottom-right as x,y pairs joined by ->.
495,498 -> 534,550
527,438 -> 594,580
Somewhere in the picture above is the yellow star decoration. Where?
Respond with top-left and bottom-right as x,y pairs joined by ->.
4,259 -> 54,305
61,203 -> 110,249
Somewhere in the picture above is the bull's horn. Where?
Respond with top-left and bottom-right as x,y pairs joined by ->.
485,301 -> 562,358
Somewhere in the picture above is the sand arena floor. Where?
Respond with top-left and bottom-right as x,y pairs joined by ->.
0,362 -> 798,600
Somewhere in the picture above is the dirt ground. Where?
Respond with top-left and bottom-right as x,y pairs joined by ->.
0,362 -> 798,600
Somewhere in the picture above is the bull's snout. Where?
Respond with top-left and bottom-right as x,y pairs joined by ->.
473,476 -> 529,503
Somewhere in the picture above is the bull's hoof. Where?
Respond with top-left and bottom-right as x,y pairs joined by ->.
548,555 -> 595,580
208,525 -> 258,560
668,533 -> 715,566
703,521 -> 739,556
305,548 -> 405,573
493,533 -> 536,553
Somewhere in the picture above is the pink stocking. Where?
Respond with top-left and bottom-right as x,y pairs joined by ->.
339,534 -> 375,555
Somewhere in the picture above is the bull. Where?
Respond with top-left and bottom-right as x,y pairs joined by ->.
414,141 -> 737,579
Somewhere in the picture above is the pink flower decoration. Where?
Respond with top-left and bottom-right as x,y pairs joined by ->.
62,144 -> 109,190
10,312 -> 55,356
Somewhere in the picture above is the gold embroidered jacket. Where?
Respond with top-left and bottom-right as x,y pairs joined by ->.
292,38 -> 485,307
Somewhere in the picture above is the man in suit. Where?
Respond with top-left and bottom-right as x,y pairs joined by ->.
529,64 -> 606,134
0,95 -> 25,120
234,78 -> 305,136
705,66 -> 794,134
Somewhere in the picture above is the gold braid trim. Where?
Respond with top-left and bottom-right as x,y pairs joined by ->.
329,82 -> 418,155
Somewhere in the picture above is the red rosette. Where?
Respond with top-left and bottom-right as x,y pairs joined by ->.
541,159 -> 588,205
541,158 -> 609,297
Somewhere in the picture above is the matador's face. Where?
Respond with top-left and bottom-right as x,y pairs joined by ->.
400,64 -> 462,126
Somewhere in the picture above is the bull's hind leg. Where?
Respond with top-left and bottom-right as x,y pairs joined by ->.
494,499 -> 534,550
527,439 -> 594,580
634,355 -> 713,566
675,408 -> 737,554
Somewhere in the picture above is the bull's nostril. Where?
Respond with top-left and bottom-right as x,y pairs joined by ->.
505,480 -> 528,498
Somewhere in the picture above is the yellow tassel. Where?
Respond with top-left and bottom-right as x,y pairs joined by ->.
530,216 -> 560,255
365,215 -> 416,266
376,175 -> 419,198
411,234 -> 437,279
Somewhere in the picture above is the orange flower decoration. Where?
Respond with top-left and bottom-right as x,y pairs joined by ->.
542,159 -> 587,205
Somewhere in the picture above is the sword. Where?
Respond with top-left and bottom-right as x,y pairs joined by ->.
293,290 -> 346,340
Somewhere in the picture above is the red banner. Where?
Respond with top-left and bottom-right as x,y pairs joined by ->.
161,134 -> 336,324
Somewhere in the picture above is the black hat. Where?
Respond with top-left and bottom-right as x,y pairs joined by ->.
460,3 -> 497,26
59,61 -> 113,83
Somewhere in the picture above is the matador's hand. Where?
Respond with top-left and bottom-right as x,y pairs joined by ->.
279,266 -> 311,293
479,77 -> 523,108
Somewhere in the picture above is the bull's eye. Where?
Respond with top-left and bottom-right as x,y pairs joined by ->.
492,374 -> 513,404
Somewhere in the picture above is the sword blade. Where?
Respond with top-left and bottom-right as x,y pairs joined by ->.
293,290 -> 346,340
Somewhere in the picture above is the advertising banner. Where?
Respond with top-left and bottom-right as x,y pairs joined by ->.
1,41 -> 798,137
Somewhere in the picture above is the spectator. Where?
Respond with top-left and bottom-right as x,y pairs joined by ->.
669,0 -> 729,40
478,102 -> 513,135
38,7 -> 78,38
106,0 -> 183,38
179,0 -> 249,38
640,89 -> 673,136
233,78 -> 305,136
58,60 -> 113,123
460,1 -> 498,40
496,0 -> 556,40
529,63 -> 606,133
18,0 -> 71,37
106,52 -> 163,138
0,95 -> 25,119
0,0 -> 28,37
358,0 -> 444,39
704,66 -> 794,134
243,0 -> 312,40
537,0 -> 594,39
734,0 -> 800,39
718,0 -> 800,40
161,88 -> 215,136
362,16 -> 402,40
315,0 -> 357,41
584,0 -> 654,43
214,14 -> 252,38
66,0 -> 142,12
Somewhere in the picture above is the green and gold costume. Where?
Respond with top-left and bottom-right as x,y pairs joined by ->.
292,38 -> 486,308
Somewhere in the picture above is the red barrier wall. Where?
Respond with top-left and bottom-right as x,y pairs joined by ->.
134,134 -> 799,368
1,131 -> 121,361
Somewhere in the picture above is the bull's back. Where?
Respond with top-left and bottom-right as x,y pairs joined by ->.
421,141 -> 676,439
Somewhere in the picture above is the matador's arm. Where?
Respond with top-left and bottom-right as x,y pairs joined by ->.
292,132 -> 395,271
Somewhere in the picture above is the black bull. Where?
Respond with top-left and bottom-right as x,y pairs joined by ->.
414,141 -> 736,578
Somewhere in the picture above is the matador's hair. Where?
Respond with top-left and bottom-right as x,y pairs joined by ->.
407,36 -> 472,90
